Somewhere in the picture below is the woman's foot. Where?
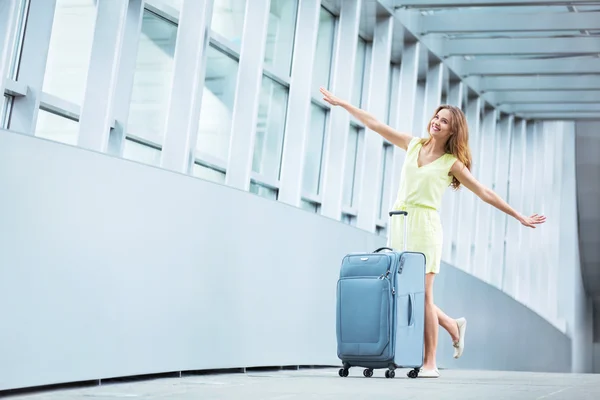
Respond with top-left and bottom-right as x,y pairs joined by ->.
453,317 -> 467,359
418,367 -> 440,378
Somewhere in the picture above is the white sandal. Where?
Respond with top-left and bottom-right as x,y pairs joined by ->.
453,317 -> 467,359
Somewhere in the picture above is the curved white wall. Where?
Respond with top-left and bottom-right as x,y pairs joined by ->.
0,130 -> 571,391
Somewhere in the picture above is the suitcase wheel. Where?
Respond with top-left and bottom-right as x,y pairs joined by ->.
338,368 -> 349,377
385,370 -> 395,379
362,368 -> 373,378
407,368 -> 419,379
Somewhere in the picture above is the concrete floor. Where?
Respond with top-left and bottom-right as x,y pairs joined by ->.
6,367 -> 600,400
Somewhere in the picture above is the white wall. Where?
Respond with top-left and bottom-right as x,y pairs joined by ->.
0,130 -> 573,391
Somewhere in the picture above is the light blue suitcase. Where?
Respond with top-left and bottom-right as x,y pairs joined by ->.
336,210 -> 426,379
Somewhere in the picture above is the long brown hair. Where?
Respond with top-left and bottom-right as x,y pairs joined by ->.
421,105 -> 472,190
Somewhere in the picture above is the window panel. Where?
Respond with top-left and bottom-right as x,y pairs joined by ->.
252,76 -> 288,180
35,109 -> 79,145
123,139 -> 161,166
41,0 -> 96,105
264,0 -> 298,76
312,7 -> 336,92
352,38 -> 366,107
127,10 -> 178,144
341,213 -> 356,226
301,199 -> 320,213
302,103 -> 327,196
196,45 -> 239,162
250,182 -> 278,200
343,126 -> 361,207
1,95 -> 11,129
211,0 -> 247,45
9,0 -> 29,79
192,163 -> 226,184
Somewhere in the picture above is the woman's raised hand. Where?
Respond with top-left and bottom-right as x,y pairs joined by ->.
519,213 -> 547,228
320,87 -> 344,107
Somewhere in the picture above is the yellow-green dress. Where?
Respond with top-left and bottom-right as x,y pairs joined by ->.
390,137 -> 458,274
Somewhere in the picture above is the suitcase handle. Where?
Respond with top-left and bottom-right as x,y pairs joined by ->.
373,247 -> 394,253
386,210 -> 409,252
408,293 -> 415,327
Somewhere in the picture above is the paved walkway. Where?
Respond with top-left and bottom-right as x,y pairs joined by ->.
6,367 -> 600,400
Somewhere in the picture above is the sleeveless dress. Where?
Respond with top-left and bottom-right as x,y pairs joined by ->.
390,137 -> 458,274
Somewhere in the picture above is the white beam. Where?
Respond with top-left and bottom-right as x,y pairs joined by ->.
519,113 -> 600,120
501,103 -> 600,113
278,0 -> 321,207
0,0 -> 18,97
8,0 -> 57,135
225,0 -> 270,190
486,90 -> 600,104
77,0 -> 128,152
160,0 -> 214,174
320,0 -> 362,220
440,80 -> 463,261
107,0 -> 144,156
393,0 -> 585,7
415,12 -> 600,33
453,57 -> 600,76
454,97 -> 482,273
389,42 -> 420,215
441,37 -> 600,57
467,75 -> 600,92
357,15 -> 394,232
421,61 -> 444,137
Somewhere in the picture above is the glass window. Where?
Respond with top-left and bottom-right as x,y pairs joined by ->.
252,76 -> 288,180
352,38 -> 367,107
123,139 -> 161,166
196,46 -> 239,162
385,64 -> 394,125
41,0 -> 96,105
341,213 -> 356,226
1,95 -> 11,129
378,143 -> 394,219
312,7 -> 336,92
250,182 -> 277,200
302,104 -> 327,196
127,10 -> 178,145
192,163 -> 226,184
211,0 -> 247,45
34,109 -> 79,145
301,199 -> 320,213
264,0 -> 298,76
343,126 -> 361,207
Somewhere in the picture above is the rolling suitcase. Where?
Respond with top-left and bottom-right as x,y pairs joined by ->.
335,210 -> 426,379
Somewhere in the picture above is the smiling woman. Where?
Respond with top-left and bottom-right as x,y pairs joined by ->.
319,85 -> 547,378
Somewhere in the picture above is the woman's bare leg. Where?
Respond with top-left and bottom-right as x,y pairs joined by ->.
422,273 -> 438,371
435,305 -> 459,342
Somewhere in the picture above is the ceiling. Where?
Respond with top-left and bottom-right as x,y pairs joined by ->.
386,0 -> 600,120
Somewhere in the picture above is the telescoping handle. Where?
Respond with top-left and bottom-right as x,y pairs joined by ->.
388,210 -> 408,252
374,210 -> 409,253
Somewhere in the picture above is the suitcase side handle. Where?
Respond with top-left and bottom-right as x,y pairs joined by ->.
408,293 -> 415,327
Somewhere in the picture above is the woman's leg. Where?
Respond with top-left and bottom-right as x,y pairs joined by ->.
435,305 -> 459,342
422,273 -> 438,371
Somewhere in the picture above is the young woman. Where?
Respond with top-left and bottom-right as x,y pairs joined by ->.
320,87 -> 546,378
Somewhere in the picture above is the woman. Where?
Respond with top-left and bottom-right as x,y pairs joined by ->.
320,87 -> 546,378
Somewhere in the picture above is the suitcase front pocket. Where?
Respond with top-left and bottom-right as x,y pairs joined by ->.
336,277 -> 392,358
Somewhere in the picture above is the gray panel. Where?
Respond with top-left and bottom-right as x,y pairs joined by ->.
0,130 -> 573,390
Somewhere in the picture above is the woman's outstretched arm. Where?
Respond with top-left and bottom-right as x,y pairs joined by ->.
450,160 -> 546,228
320,87 -> 413,150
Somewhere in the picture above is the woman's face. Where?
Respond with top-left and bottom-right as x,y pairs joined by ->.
429,108 -> 453,140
